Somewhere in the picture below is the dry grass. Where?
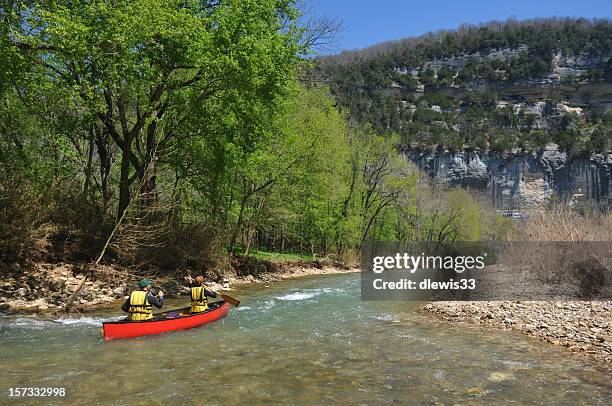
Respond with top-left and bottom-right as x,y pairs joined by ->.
518,206 -> 612,242
502,206 -> 612,298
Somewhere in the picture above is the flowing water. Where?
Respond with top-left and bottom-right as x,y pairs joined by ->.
1,274 -> 611,405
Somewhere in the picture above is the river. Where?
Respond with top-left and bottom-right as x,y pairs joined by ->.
1,274 -> 610,405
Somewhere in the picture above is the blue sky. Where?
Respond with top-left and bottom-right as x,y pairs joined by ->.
312,0 -> 612,53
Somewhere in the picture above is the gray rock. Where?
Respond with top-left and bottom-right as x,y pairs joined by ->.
539,143 -> 567,172
48,278 -> 66,292
404,146 -> 611,210
16,287 -> 28,297
26,278 -> 40,290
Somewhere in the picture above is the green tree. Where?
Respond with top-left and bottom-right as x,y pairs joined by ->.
8,0 -> 304,219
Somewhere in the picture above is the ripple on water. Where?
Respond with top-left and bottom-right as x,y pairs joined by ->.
276,292 -> 320,301
4,317 -> 54,330
54,315 -> 124,326
260,299 -> 276,309
275,287 -> 347,301
372,314 -> 396,321
0,315 -> 124,330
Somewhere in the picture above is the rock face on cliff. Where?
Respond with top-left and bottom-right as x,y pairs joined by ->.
404,145 -> 611,210
402,47 -> 611,91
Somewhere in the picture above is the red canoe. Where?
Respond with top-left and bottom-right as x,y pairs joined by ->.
102,301 -> 229,340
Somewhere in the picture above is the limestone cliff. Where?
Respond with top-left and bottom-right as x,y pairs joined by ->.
403,145 -> 611,210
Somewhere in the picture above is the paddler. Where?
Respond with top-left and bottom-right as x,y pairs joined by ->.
121,279 -> 164,321
184,275 -> 217,313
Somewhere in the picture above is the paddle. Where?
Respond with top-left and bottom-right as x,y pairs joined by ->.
219,293 -> 240,307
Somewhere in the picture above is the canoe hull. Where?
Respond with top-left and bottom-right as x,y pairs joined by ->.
102,301 -> 229,340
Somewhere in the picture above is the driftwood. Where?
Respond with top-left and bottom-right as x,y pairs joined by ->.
63,206 -> 129,312
64,151 -> 162,312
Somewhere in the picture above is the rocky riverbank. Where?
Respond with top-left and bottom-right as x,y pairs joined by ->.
0,259 -> 359,314
0,263 -> 127,313
424,301 -> 612,362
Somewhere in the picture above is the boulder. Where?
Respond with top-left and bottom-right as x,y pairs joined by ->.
81,291 -> 94,301
48,278 -> 66,292
26,277 -> 40,290
209,282 -> 223,291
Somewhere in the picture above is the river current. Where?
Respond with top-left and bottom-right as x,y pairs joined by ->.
1,274 -> 610,405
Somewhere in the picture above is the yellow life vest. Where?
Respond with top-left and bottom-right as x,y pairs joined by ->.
128,290 -> 153,321
191,286 -> 209,313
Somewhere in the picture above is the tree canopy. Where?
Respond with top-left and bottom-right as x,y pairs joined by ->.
1,1 -> 512,273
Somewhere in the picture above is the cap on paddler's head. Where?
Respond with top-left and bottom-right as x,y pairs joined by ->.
138,279 -> 152,288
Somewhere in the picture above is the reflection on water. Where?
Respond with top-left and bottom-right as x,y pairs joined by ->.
1,274 -> 611,405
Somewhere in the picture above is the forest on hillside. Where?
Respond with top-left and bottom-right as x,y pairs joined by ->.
1,1 -> 515,276
318,18 -> 612,154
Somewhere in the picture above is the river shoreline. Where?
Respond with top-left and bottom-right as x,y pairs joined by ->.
0,260 -> 360,315
424,301 -> 612,363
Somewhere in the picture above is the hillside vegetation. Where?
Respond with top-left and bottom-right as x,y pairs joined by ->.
1,1 -> 514,278
318,18 -> 612,154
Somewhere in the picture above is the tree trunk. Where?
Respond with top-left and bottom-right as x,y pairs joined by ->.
280,226 -> 285,252
243,226 -> 256,256
117,146 -> 132,221
230,193 -> 249,253
140,164 -> 157,206
94,126 -> 112,212
358,199 -> 393,253
141,120 -> 158,206
82,124 -> 95,199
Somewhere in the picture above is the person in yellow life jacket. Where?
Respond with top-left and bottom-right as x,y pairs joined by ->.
121,279 -> 164,321
184,275 -> 217,314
